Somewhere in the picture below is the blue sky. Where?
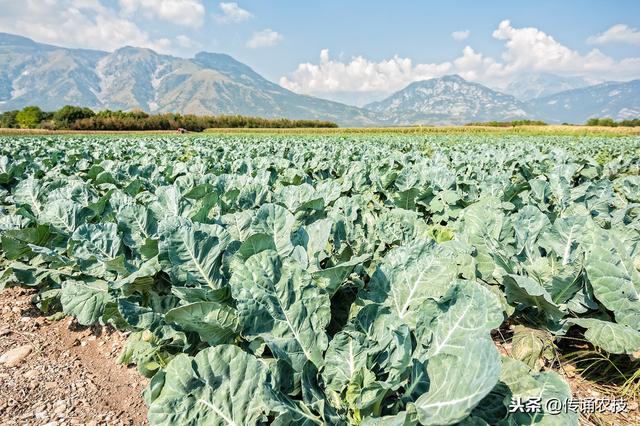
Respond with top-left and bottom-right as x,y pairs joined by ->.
1,0 -> 639,104
226,1 -> 640,74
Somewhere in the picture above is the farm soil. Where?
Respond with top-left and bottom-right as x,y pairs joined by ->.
0,287 -> 148,426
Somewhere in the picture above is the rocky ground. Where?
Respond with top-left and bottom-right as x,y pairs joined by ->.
0,287 -> 148,426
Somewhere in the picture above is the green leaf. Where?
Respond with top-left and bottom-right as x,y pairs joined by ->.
502,274 -> 564,323
117,204 -> 158,252
568,318 -> 640,354
231,251 -> 330,371
40,199 -> 88,234
364,239 -> 462,328
586,232 -> 640,330
147,345 -> 269,426
60,279 -> 111,325
322,330 -> 369,393
165,302 -> 240,345
159,218 -> 230,297
412,280 -> 504,425
12,176 -> 44,217
250,203 -> 296,257
118,299 -> 163,330
71,223 -> 122,262
311,254 -> 369,296
415,338 -> 501,426
1,225 -> 51,260
236,233 -> 276,260
513,206 -> 550,255
418,280 -> 504,358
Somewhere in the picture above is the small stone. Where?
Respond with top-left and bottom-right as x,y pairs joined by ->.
24,369 -> 39,379
43,422 -> 58,426
54,403 -> 67,414
0,344 -> 33,367
0,328 -> 11,336
86,421 -> 98,426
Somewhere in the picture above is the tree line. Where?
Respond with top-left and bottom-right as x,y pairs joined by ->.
586,117 -> 640,127
0,106 -> 339,131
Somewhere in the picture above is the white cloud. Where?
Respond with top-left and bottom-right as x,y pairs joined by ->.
0,0 -> 174,53
119,0 -> 206,27
451,30 -> 470,41
217,2 -> 252,23
281,19 -> 640,98
246,29 -> 283,48
588,24 -> 640,46
489,20 -> 640,80
280,49 -> 451,94
176,34 -> 200,49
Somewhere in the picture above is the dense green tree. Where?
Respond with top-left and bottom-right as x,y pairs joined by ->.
0,110 -> 19,128
586,117 -> 639,127
4,105 -> 338,131
71,111 -> 338,131
16,106 -> 44,129
52,105 -> 95,128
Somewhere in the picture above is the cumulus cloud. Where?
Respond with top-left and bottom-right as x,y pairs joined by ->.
0,0 -> 174,53
119,0 -> 206,27
588,24 -> 640,46
217,2 -> 252,23
176,34 -> 200,49
280,49 -> 451,94
246,29 -> 283,48
451,30 -> 470,41
489,20 -> 640,79
281,19 -> 640,99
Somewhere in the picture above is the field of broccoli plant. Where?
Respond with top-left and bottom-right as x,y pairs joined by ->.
1,134 -> 640,425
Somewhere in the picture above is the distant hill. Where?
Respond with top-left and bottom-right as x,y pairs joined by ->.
527,79 -> 640,123
365,75 -> 530,125
504,72 -> 594,101
0,33 -> 376,126
1,33 -> 638,126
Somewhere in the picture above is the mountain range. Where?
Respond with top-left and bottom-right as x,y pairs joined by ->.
0,33 -> 375,126
0,33 -> 638,126
503,72 -> 595,101
365,75 -> 530,125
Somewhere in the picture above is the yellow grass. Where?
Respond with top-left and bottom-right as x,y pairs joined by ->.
0,125 -> 639,137
202,125 -> 640,136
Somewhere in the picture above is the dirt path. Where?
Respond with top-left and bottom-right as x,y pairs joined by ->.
0,287 -> 148,426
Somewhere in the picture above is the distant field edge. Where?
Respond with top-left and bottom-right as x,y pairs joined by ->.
1,125 -> 639,137
202,125 -> 640,136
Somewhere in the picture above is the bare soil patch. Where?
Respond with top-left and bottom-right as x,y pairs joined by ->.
0,287 -> 148,426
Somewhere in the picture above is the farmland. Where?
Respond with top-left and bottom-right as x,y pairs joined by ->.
1,134 -> 640,425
